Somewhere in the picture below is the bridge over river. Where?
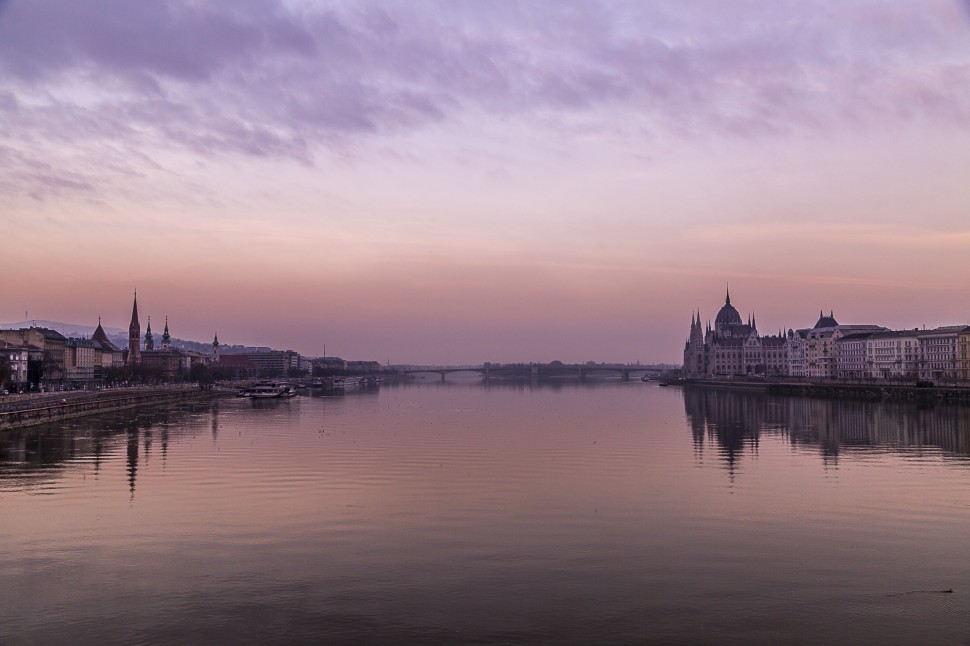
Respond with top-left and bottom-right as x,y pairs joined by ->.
402,363 -> 665,382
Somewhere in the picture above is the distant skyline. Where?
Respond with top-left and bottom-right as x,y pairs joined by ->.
2,1 -> 969,363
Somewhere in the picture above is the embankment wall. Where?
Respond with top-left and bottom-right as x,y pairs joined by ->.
0,388 -> 219,431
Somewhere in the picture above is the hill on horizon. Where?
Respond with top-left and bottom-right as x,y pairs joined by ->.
0,319 -> 126,338
0,319 -> 221,354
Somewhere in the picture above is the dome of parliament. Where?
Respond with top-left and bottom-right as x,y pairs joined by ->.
714,288 -> 742,329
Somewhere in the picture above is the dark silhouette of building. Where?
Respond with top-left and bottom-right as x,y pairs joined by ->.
127,291 -> 141,365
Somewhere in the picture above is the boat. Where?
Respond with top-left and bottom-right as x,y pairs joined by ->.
245,381 -> 298,399
248,383 -> 284,398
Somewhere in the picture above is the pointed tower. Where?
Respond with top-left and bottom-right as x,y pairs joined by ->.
144,316 -> 154,351
212,332 -> 221,363
93,316 -> 108,345
161,316 -> 171,350
683,307 -> 707,378
127,291 -> 141,365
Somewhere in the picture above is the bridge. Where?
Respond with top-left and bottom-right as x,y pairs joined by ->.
401,363 -> 666,382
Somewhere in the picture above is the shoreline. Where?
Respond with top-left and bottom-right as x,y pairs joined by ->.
673,378 -> 970,403
0,386 -> 230,432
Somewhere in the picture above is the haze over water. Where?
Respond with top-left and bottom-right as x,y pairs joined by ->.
3,383 -> 969,644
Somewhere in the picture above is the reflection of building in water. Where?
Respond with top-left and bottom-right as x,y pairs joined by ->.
0,404 -> 213,495
683,387 -> 766,480
127,427 -> 138,498
683,387 -> 970,475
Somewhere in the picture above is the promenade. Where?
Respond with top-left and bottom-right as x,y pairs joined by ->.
678,377 -> 970,402
0,385 -> 222,431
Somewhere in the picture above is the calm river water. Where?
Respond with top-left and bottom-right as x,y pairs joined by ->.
2,382 -> 970,644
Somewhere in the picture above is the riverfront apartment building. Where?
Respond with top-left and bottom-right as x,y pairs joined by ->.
683,289 -> 970,382
961,329 -> 970,380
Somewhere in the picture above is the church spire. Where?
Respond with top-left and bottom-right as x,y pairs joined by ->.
127,290 -> 141,365
725,283 -> 731,305
161,316 -> 171,349
145,316 -> 154,351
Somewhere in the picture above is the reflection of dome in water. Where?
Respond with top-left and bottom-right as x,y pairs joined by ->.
814,311 -> 839,329
715,286 -> 742,329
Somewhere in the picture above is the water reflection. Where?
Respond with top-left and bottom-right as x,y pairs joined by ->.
3,383 -> 970,644
0,401 -> 216,493
126,426 -> 138,498
684,386 -> 970,476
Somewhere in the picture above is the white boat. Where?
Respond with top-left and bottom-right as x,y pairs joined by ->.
248,384 -> 282,398
246,382 -> 293,399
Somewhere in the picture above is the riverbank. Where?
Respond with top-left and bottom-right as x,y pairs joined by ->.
0,386 -> 228,431
676,378 -> 970,403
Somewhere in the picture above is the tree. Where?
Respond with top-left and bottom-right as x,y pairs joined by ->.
190,363 -> 213,390
0,354 -> 11,392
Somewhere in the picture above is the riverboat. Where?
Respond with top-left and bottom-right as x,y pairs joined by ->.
244,382 -> 298,399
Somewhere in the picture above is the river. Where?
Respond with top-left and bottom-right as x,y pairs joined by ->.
2,381 -> 969,644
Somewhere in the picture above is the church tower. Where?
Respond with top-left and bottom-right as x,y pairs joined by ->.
161,316 -> 172,350
212,332 -> 220,363
145,316 -> 154,351
683,310 -> 707,378
127,291 -> 141,365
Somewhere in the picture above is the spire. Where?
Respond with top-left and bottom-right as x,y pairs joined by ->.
127,290 -> 141,365
144,315 -> 154,351
725,283 -> 731,305
93,315 -> 111,346
160,316 -> 171,349
129,291 -> 139,332
213,332 -> 219,347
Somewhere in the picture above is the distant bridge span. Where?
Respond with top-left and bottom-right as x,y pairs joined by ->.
403,363 -> 665,382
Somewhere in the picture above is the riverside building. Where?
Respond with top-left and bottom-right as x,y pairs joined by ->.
682,288 -> 968,383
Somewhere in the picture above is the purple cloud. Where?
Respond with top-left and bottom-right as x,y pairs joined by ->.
1,0 -> 969,200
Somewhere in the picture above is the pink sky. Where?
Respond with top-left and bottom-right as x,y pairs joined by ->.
2,1 -> 969,363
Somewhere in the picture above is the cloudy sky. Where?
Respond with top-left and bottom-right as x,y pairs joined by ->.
2,0 -> 969,363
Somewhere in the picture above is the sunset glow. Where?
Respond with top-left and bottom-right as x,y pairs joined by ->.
2,1 -> 969,362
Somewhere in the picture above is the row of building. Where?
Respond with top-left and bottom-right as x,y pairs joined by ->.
0,293 -> 321,390
683,287 -> 970,382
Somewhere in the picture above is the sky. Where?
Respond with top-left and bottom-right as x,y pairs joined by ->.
2,0 -> 969,364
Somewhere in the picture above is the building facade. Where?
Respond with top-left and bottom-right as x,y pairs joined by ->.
682,288 -> 789,378
0,341 -> 30,391
918,326 -> 968,382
